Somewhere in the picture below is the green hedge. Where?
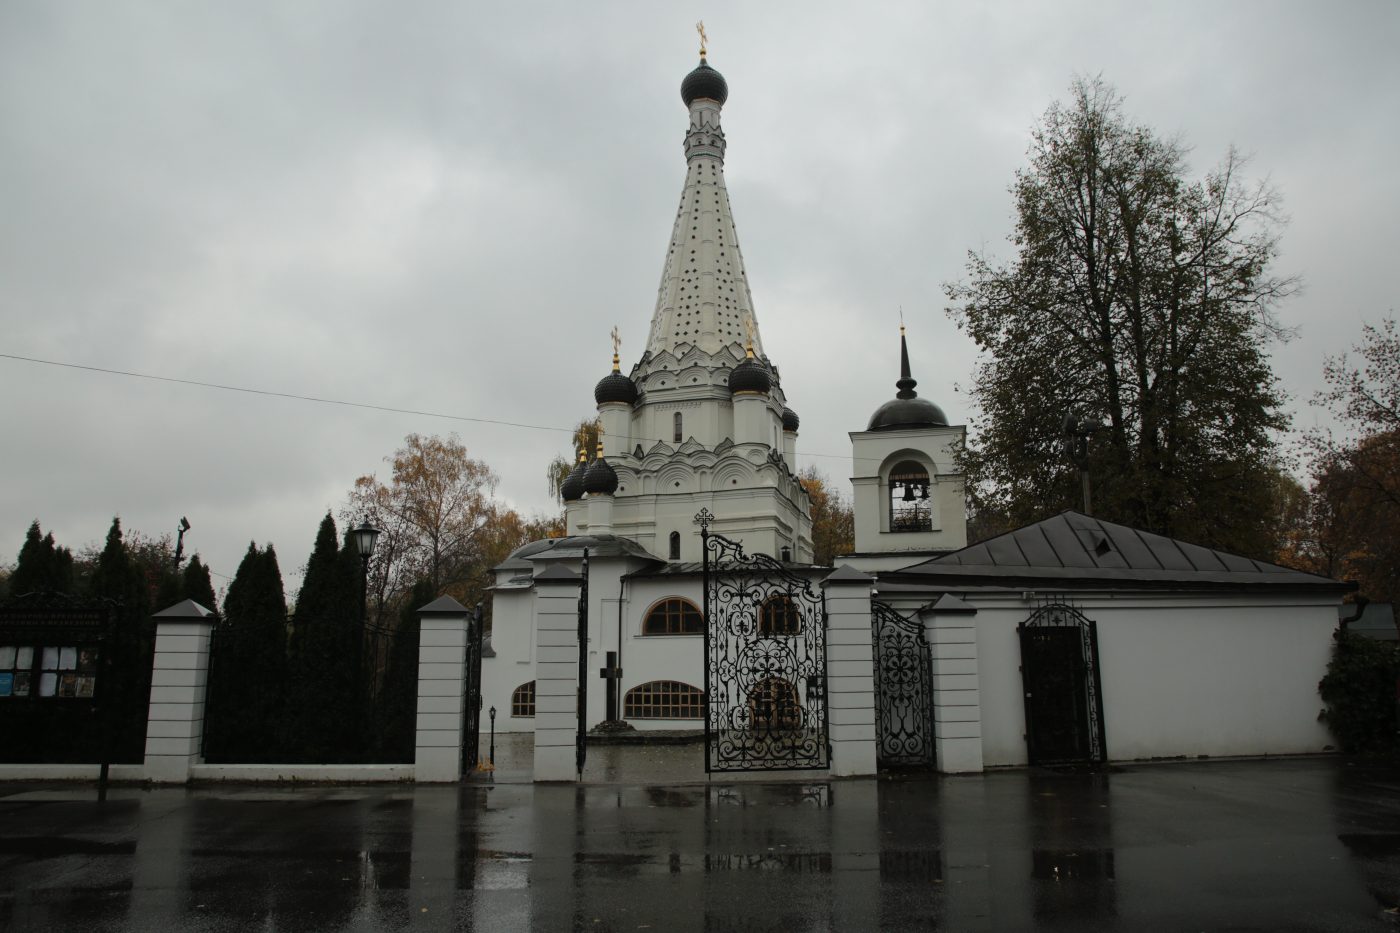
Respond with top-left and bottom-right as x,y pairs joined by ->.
1318,629 -> 1400,755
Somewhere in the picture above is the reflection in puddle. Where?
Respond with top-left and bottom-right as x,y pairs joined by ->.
1031,848 -> 1116,922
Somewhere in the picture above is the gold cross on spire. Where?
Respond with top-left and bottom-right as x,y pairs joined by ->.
610,326 -> 622,372
696,21 -> 708,58
743,317 -> 756,358
899,306 -> 906,337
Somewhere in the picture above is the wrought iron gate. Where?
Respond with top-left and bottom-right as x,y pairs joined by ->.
697,509 -> 829,773
462,604 -> 484,772
871,601 -> 935,769
1018,600 -> 1106,765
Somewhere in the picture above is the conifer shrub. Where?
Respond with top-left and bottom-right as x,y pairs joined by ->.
1319,628 -> 1400,755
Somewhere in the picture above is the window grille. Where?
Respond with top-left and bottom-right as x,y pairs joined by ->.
625,680 -> 704,719
643,598 -> 703,635
511,681 -> 536,717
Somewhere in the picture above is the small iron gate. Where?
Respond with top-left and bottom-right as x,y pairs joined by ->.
1018,600 -> 1106,765
462,604 -> 484,772
871,600 -> 935,769
697,509 -> 829,773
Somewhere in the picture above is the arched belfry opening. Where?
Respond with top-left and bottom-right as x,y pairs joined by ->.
888,460 -> 932,532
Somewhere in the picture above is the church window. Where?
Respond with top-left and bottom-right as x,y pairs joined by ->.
758,595 -> 802,636
511,681 -> 536,717
625,681 -> 704,720
674,412 -> 683,443
889,460 -> 933,532
643,598 -> 703,635
669,531 -> 681,560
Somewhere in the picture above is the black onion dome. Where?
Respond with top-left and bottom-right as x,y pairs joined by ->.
728,357 -> 771,395
594,371 -> 637,406
681,59 -> 728,107
867,396 -> 949,431
583,456 -> 618,495
782,407 -> 800,432
560,458 -> 588,502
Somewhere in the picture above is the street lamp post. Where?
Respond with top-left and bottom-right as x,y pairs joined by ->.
349,519 -> 380,629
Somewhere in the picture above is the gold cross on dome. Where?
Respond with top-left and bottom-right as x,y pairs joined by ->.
610,326 -> 621,355
696,21 -> 708,57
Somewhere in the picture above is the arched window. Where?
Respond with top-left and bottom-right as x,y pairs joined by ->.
669,531 -> 681,560
643,598 -> 703,635
511,681 -> 536,717
889,460 -> 933,532
674,411 -> 683,443
758,594 -> 802,636
625,680 -> 705,719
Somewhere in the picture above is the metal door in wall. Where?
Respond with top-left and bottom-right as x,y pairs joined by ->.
697,509 -> 829,773
1018,601 -> 1106,765
872,601 -> 935,769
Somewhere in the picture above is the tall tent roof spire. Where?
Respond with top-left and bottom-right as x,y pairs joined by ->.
645,48 -> 762,358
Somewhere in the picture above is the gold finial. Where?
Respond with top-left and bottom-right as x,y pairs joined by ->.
595,441 -> 605,459
743,317 -> 756,358
899,306 -> 905,337
577,447 -> 588,464
696,20 -> 708,58
610,326 -> 622,372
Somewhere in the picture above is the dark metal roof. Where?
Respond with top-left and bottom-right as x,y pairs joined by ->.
883,511 -> 1350,592
502,534 -> 662,566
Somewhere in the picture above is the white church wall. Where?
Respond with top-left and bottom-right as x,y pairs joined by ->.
482,587 -> 536,734
617,576 -> 707,732
973,592 -> 1339,767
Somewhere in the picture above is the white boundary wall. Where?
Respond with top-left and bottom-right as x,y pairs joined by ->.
970,591 -> 1338,767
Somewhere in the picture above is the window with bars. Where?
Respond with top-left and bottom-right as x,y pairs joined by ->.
511,681 -> 536,717
643,598 -> 703,635
624,680 -> 704,719
673,411 -> 684,443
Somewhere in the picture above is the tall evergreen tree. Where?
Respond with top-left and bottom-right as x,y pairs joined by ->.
283,514 -> 364,762
181,554 -> 218,611
10,521 -> 75,596
87,518 -> 154,762
206,542 -> 287,762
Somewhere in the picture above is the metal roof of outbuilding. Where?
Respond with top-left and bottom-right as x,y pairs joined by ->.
883,511 -> 1350,593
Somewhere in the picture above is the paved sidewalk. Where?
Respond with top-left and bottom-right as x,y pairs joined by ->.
3,755 -> 1400,931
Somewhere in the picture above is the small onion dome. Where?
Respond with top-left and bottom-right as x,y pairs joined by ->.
560,450 -> 588,502
583,443 -> 618,495
728,344 -> 771,395
681,58 -> 728,107
594,351 -> 638,406
781,407 -> 800,433
867,327 -> 949,431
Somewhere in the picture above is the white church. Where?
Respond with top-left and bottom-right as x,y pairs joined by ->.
479,47 -> 1348,775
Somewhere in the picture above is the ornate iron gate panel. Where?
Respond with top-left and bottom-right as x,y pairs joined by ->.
1018,601 -> 1106,765
871,601 -> 935,769
697,509 -> 829,773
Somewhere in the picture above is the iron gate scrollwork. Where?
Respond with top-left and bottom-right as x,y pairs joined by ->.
697,509 -> 829,772
871,601 -> 935,769
1018,600 -> 1107,765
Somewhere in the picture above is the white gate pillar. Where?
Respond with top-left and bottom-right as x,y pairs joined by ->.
822,565 -> 878,777
532,564 -> 582,782
415,595 -> 471,782
143,599 -> 216,783
922,594 -> 984,773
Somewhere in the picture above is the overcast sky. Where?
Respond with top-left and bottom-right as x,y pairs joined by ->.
2,2 -> 1397,597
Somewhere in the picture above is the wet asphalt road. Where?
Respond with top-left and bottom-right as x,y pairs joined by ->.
2,754 -> 1400,932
